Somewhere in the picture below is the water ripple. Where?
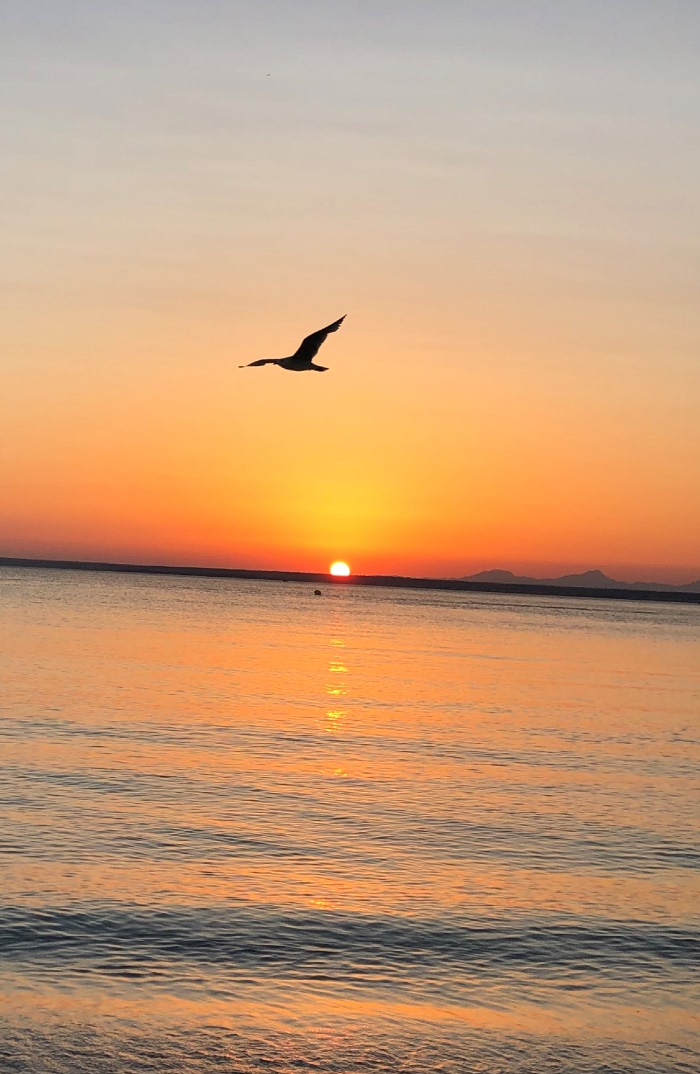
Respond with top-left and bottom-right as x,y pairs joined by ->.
2,905 -> 698,987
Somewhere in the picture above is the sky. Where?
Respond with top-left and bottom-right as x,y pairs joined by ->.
1,1 -> 698,581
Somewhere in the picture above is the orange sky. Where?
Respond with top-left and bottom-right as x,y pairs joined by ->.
1,3 -> 699,582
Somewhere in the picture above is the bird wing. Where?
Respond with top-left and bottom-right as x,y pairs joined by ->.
239,358 -> 277,368
293,316 -> 346,361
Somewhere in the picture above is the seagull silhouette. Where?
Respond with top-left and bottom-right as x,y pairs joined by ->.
239,316 -> 346,373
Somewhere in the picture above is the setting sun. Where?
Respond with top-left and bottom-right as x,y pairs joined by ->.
329,561 -> 351,577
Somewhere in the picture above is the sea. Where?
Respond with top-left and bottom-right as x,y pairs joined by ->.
1,566 -> 698,1073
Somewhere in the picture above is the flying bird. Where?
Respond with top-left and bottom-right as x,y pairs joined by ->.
239,316 -> 346,373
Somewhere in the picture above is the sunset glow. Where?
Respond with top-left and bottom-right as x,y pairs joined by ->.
1,5 -> 698,584
330,561 -> 351,577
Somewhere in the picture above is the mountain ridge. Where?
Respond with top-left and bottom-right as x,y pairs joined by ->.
463,568 -> 700,593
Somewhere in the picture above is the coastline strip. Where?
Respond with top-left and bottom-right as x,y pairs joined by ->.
1,557 -> 698,605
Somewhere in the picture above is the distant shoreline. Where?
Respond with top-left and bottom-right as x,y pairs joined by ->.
2,556 -> 699,605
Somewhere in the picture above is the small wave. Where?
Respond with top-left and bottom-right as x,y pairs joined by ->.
1,904 -> 697,984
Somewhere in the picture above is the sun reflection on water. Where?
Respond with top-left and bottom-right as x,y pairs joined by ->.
325,709 -> 345,733
324,621 -> 349,737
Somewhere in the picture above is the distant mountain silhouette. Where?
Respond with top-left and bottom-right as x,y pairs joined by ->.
463,568 -> 700,593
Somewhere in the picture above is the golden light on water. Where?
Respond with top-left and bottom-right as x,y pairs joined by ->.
329,561 -> 351,577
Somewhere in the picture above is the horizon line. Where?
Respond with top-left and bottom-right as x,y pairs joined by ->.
1,555 -> 698,606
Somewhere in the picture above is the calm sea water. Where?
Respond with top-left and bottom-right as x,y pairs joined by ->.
1,567 -> 698,1073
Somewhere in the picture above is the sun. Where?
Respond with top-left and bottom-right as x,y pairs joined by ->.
329,561 -> 351,577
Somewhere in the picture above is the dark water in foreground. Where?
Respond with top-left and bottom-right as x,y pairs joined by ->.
1,567 -> 698,1072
